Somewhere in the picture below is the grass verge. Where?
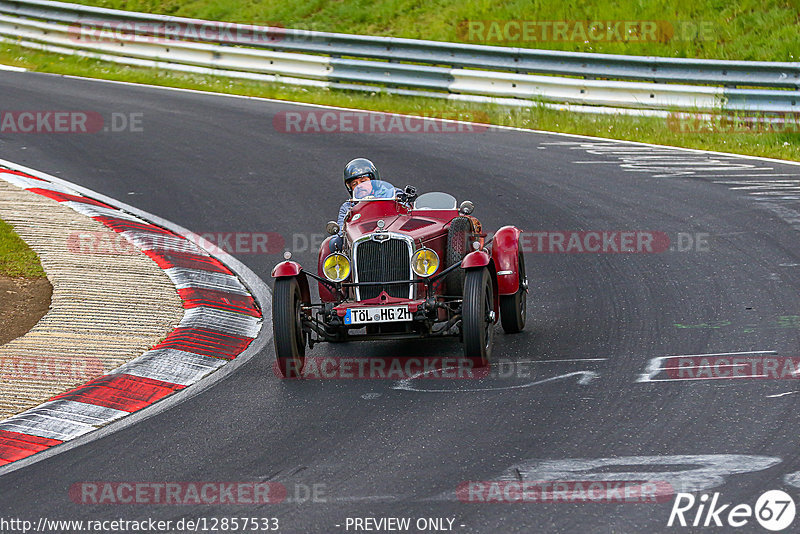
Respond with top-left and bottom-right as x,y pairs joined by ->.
0,218 -> 47,279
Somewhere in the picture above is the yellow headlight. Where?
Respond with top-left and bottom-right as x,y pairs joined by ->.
411,248 -> 439,277
322,253 -> 350,282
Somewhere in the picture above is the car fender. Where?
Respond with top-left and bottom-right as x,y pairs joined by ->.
461,250 -> 499,319
317,236 -> 337,302
271,261 -> 311,304
492,226 -> 522,295
461,249 -> 492,269
272,260 -> 302,278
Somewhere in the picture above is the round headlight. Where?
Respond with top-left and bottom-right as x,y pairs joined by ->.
411,248 -> 439,277
322,253 -> 351,282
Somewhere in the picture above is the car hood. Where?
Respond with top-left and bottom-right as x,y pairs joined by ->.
346,212 -> 457,244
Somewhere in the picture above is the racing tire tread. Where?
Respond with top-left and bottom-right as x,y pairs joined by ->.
273,277 -> 305,378
500,251 -> 527,333
446,216 -> 472,296
462,267 -> 493,366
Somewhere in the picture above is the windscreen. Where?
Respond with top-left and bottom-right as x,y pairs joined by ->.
352,179 -> 396,200
414,191 -> 457,210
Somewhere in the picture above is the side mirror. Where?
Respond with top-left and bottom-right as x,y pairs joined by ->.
399,185 -> 418,204
326,221 -> 340,235
459,200 -> 474,215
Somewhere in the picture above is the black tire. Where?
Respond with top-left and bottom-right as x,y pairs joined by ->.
462,267 -> 494,366
273,277 -> 306,378
445,216 -> 472,296
500,251 -> 527,333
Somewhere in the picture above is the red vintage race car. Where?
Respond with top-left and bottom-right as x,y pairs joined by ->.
270,180 -> 527,378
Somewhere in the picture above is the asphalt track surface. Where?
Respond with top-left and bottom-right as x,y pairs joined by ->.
2,70 -> 800,533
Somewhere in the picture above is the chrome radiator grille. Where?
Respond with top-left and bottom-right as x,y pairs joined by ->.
354,237 -> 411,300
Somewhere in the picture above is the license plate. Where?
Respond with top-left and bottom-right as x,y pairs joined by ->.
344,305 -> 411,325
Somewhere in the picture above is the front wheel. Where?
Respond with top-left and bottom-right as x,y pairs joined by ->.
273,277 -> 306,378
500,251 -> 527,333
462,267 -> 494,366
445,216 -> 472,296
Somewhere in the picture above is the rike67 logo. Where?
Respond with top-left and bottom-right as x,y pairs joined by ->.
668,490 -> 796,531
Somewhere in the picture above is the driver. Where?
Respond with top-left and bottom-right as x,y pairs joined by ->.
339,158 -> 379,224
330,158 -> 382,252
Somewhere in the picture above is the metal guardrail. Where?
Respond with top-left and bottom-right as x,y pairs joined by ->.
0,0 -> 798,114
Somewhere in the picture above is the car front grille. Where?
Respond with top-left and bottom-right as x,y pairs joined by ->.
355,237 -> 411,300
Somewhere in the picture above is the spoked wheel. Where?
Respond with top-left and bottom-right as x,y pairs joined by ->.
462,267 -> 495,367
445,216 -> 472,296
273,277 -> 306,378
500,251 -> 527,333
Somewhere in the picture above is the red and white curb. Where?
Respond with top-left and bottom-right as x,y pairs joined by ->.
0,165 -> 264,465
